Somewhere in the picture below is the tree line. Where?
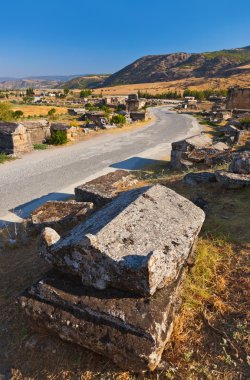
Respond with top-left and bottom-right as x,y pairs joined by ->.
138,89 -> 227,100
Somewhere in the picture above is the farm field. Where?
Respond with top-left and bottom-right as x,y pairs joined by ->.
11,104 -> 68,116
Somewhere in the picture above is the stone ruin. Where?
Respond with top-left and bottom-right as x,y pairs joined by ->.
75,169 -> 132,206
18,178 -> 205,371
170,133 -> 231,170
23,120 -> 50,145
0,122 -> 33,155
226,87 -> 250,110
183,151 -> 250,189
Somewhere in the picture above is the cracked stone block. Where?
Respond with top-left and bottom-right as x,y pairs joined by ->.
39,184 -> 205,296
18,268 -> 184,371
74,170 -> 132,206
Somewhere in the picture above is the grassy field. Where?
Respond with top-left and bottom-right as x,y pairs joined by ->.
0,161 -> 249,379
12,104 -> 68,117
92,72 -> 250,96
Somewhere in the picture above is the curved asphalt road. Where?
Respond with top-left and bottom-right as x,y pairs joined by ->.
0,107 -> 201,223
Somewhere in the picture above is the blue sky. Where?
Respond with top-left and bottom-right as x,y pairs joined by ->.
1,0 -> 250,77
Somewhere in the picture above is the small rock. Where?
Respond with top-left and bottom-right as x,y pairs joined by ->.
229,151 -> 250,174
183,172 -> 217,185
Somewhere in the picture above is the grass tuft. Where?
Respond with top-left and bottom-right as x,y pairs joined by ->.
33,143 -> 48,150
0,153 -> 14,164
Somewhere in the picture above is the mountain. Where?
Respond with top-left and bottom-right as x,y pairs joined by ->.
102,46 -> 250,86
0,78 -> 63,89
0,74 -> 110,90
59,75 -> 110,89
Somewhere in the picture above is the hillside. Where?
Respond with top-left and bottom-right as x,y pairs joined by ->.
60,75 -> 110,89
93,71 -> 250,96
0,78 -> 63,90
0,75 -> 99,90
102,46 -> 250,86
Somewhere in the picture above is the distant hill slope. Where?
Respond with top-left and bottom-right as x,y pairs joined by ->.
0,74 -> 103,90
102,46 -> 250,86
0,78 -> 63,90
60,75 -> 110,89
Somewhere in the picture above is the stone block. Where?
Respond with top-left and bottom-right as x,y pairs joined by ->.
75,170 -> 131,206
183,172 -> 217,185
31,200 -> 94,232
40,185 -> 205,296
229,151 -> 250,174
215,171 -> 250,188
18,268 -> 184,371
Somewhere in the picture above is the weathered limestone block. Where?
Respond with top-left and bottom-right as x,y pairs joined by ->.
0,122 -> 33,155
170,134 -> 212,169
18,268 -> 184,371
75,170 -> 132,206
31,200 -> 94,232
229,151 -> 250,174
40,185 -> 205,296
183,172 -> 217,185
215,171 -> 250,188
23,120 -> 50,144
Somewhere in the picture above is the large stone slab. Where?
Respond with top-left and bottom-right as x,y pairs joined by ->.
74,170 -> 132,206
31,200 -> 94,232
40,185 -> 205,296
18,268 -> 184,371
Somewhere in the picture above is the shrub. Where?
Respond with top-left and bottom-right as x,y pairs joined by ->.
12,110 -> 24,119
80,89 -> 92,98
0,153 -> 14,164
239,117 -> 250,127
111,114 -> 126,125
48,108 -> 56,116
33,143 -> 48,150
51,130 -> 67,145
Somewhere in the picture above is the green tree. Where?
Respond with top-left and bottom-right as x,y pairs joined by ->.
63,88 -> 69,95
26,87 -> 35,96
80,89 -> 92,98
0,102 -> 14,122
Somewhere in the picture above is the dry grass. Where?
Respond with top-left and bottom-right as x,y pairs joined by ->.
12,104 -> 68,116
92,72 -> 250,96
0,165 -> 249,379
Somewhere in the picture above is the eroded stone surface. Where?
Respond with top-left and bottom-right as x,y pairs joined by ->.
18,269 -> 184,371
183,172 -> 217,185
215,171 -> 250,188
31,200 -> 94,232
170,134 -> 213,169
75,170 -> 132,206
229,151 -> 250,174
39,185 -> 205,296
